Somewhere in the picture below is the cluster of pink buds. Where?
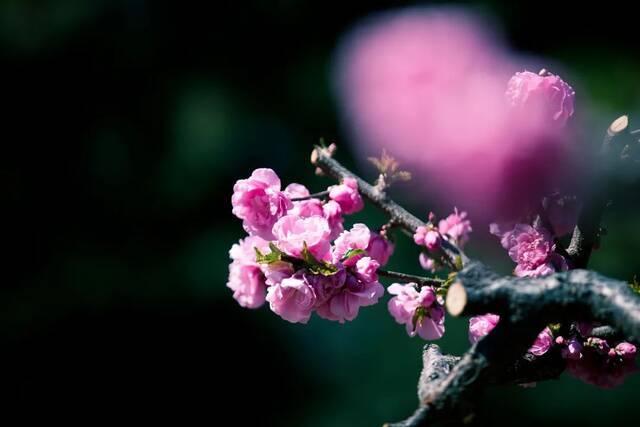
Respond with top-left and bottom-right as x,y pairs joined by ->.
554,323 -> 637,387
229,168 -> 394,323
413,209 -> 472,272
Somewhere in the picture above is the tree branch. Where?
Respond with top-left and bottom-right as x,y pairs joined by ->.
567,115 -> 629,267
311,146 -> 468,266
378,270 -> 445,287
303,135 -> 638,427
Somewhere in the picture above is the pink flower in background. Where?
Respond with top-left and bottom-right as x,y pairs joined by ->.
335,7 -> 580,222
439,209 -> 472,246
328,177 -> 364,214
565,348 -> 638,388
506,71 -> 575,128
528,327 -> 554,356
490,223 -> 568,277
615,342 -> 637,359
272,214 -> 331,260
266,276 -> 317,323
468,313 -> 500,343
388,283 -> 445,340
227,236 -> 271,308
366,232 -> 394,266
332,223 -> 371,265
232,168 -> 293,239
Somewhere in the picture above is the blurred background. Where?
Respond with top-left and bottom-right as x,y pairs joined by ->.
3,1 -> 639,425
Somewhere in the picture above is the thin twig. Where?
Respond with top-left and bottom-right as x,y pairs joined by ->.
378,269 -> 445,287
291,190 -> 330,201
311,146 -> 469,267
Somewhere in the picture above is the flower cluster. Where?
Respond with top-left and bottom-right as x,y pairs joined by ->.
490,223 -> 568,278
387,282 -> 445,340
229,168 -> 394,323
414,209 -> 472,272
556,323 -> 637,388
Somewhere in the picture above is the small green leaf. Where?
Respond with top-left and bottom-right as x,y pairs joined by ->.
301,242 -> 339,276
342,248 -> 366,262
630,276 -> 640,294
254,243 -> 284,264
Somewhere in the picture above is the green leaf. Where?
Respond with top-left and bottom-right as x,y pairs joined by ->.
341,248 -> 366,262
301,242 -> 339,276
254,243 -> 284,264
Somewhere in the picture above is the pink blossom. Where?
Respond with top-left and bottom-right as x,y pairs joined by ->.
419,253 -> 437,272
283,183 -> 310,199
506,71 -> 575,129
566,348 -> 637,388
289,199 -> 324,219
424,230 -> 441,251
261,260 -> 294,287
491,223 -> 568,277
231,168 -> 292,239
227,236 -> 271,308
272,214 -> 331,260
438,208 -> 472,246
316,274 -> 384,323
468,313 -> 500,343
328,177 -> 364,214
266,276 -> 316,324
332,223 -> 371,265
413,226 -> 427,246
366,232 -> 394,266
528,327 -> 554,356
355,256 -> 379,283
387,283 -> 445,340
615,342 -> 637,359
322,200 -> 344,239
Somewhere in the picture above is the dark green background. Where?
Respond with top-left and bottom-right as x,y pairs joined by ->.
3,1 -> 639,425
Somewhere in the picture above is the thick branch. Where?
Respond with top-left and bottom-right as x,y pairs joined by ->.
567,115 -> 629,267
447,262 -> 640,341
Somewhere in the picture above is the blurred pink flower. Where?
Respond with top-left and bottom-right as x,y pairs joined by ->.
335,8 -> 580,221
506,71 -> 575,128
